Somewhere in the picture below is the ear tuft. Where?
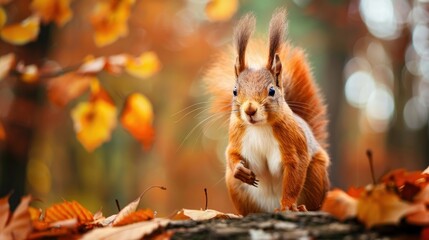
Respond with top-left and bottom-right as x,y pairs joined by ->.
266,8 -> 287,69
272,53 -> 282,86
234,13 -> 256,77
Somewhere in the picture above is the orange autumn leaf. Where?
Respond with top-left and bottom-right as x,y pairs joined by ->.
0,7 -> 6,29
113,209 -> 154,227
0,195 -> 32,240
347,186 -> 364,199
90,0 -> 135,47
125,51 -> 161,79
205,0 -> 238,22
78,56 -> 107,74
0,53 -> 15,81
31,0 -> 72,27
357,184 -> 425,228
120,93 -> 154,149
0,15 -> 40,45
48,72 -> 94,107
44,200 -> 93,223
321,189 -> 358,221
105,54 -> 129,74
71,97 -> 117,152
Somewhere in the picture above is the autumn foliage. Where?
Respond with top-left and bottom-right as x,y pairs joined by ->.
322,166 -> 429,230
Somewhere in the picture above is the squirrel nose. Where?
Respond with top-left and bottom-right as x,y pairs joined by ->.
245,106 -> 257,117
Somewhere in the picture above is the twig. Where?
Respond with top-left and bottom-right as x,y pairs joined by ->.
115,199 -> 121,212
139,185 -> 167,199
366,149 -> 376,185
204,188 -> 208,210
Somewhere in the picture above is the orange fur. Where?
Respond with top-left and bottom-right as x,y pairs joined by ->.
204,9 -> 330,215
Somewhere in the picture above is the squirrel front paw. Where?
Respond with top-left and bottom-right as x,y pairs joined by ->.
276,203 -> 307,212
233,161 -> 259,187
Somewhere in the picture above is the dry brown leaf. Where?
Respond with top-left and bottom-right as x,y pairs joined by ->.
0,194 -> 10,229
113,209 -> 154,227
125,51 -> 161,79
31,0 -> 72,27
1,15 -> 40,45
81,218 -> 169,240
112,194 -> 144,226
0,53 -> 15,81
44,200 -> 93,223
205,0 -> 238,22
0,195 -> 32,240
357,184 -> 425,228
321,189 -> 358,221
120,93 -> 154,149
172,209 -> 240,221
48,72 -> 94,107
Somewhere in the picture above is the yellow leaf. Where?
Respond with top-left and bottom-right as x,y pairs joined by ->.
0,7 -> 6,29
31,0 -> 72,27
90,0 -> 135,47
0,53 -> 15,81
0,15 -> 40,45
71,98 -> 117,152
205,0 -> 238,22
321,189 -> 358,221
125,52 -> 161,79
357,184 -> 425,228
120,93 -> 154,149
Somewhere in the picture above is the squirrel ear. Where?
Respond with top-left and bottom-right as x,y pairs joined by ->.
235,57 -> 241,78
271,53 -> 282,87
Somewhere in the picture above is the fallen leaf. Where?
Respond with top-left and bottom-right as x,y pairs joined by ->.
1,15 -> 40,45
0,53 -> 16,81
0,195 -> 32,240
120,93 -> 154,149
321,189 -> 358,221
125,51 -> 161,79
172,209 -> 240,221
357,184 -> 425,228
406,210 -> 429,226
0,7 -> 6,29
31,0 -> 72,27
48,73 -> 94,107
71,96 -> 117,152
112,193 -> 145,226
90,0 -> 135,47
113,209 -> 154,227
44,200 -> 93,223
346,186 -> 364,199
205,0 -> 238,22
0,194 -> 10,230
81,218 -> 169,240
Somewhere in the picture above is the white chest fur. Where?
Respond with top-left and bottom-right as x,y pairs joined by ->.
240,124 -> 283,212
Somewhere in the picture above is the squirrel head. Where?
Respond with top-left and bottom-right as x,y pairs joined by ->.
232,9 -> 288,125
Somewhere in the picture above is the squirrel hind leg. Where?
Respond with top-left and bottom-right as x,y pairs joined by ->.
298,150 -> 330,211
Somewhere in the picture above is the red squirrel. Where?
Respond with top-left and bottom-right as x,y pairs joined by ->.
204,8 -> 330,215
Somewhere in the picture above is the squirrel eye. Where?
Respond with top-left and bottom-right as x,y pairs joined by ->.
268,86 -> 275,97
233,87 -> 237,96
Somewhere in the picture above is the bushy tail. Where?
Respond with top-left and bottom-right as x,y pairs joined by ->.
203,9 -> 328,148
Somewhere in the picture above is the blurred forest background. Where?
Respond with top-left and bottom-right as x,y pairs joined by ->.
0,0 -> 428,217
